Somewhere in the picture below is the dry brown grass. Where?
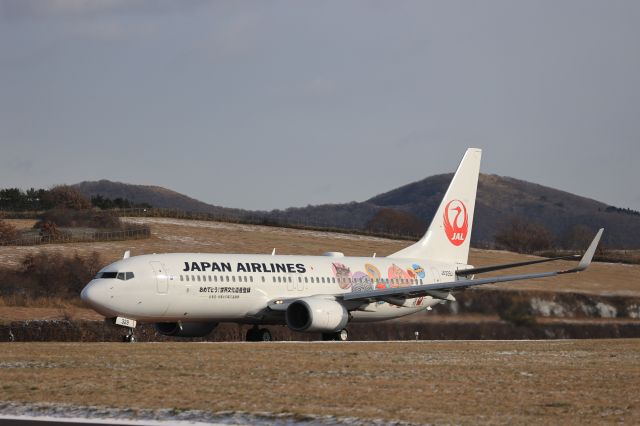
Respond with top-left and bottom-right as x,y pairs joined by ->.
1,218 -> 638,296
0,296 -> 102,322
0,295 -> 77,309
0,340 -> 638,425
1,219 -> 37,231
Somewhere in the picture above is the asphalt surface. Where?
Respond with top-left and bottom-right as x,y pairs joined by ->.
0,417 -> 230,426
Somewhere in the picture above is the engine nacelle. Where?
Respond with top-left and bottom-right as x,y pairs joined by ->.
285,297 -> 348,333
155,322 -> 217,337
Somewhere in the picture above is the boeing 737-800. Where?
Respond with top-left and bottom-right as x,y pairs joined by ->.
81,148 -> 603,342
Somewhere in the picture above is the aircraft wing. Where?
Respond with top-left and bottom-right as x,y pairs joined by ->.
340,228 -> 603,305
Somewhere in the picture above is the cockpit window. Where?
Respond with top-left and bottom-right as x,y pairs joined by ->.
96,271 -> 135,280
99,272 -> 118,279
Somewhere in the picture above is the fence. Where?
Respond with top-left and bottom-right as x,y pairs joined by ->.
0,227 -> 151,247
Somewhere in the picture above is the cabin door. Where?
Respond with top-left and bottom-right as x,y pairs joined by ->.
150,261 -> 169,294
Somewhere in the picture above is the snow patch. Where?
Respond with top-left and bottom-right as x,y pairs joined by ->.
595,302 -> 617,318
530,298 -> 568,317
626,305 -> 640,319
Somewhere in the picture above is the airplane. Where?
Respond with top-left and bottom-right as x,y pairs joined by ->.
80,148 -> 603,342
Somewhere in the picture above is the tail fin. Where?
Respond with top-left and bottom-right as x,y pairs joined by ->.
389,148 -> 482,264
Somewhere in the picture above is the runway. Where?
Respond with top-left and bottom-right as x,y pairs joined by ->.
0,416 -> 239,426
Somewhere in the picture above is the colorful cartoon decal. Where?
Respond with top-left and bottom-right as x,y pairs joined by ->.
364,263 -> 385,290
351,271 -> 372,293
332,262 -> 352,290
388,264 -> 411,288
412,264 -> 425,279
443,199 -> 468,246
365,263 -> 381,280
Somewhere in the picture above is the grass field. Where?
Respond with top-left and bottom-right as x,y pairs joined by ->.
0,340 -> 638,425
1,217 -> 639,297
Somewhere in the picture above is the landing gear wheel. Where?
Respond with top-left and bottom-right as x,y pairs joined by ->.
246,328 -> 258,341
336,328 -> 348,341
123,330 -> 136,343
246,327 -> 272,342
322,329 -> 349,341
258,328 -> 272,342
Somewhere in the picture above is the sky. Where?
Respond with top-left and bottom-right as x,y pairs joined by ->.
1,0 -> 639,212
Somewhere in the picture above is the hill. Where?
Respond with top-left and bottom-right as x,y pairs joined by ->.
73,175 -> 640,249
365,173 -> 640,249
258,174 -> 640,248
73,180 -> 248,218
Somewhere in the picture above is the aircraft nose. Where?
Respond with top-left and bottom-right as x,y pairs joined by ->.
81,280 -> 108,309
80,284 -> 91,303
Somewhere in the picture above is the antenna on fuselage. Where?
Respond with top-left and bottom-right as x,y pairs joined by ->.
372,253 -> 376,258
271,248 -> 276,255
123,250 -> 131,259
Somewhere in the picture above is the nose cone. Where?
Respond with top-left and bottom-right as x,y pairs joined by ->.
81,280 -> 113,315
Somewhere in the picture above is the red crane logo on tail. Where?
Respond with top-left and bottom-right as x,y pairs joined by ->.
443,199 -> 468,246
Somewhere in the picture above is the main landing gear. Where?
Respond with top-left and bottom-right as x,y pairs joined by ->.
322,329 -> 349,341
246,326 -> 272,342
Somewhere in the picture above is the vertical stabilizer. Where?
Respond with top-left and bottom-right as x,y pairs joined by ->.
389,148 -> 482,264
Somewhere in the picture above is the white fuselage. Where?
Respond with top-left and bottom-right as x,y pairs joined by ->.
81,252 -> 465,324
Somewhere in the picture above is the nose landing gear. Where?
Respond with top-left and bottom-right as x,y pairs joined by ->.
123,328 -> 136,343
111,316 -> 138,343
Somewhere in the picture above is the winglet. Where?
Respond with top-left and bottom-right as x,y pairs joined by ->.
564,228 -> 603,273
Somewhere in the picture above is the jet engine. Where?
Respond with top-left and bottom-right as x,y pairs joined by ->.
285,297 -> 348,333
155,322 -> 217,337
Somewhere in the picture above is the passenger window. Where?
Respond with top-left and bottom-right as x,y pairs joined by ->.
304,277 -> 308,283
298,277 -> 301,283
225,276 -> 229,282
261,276 -> 265,283
272,276 -> 276,283
232,276 -> 236,283
197,276 -> 201,282
288,277 -> 292,283
277,277 -> 281,283
208,276 -> 212,282
321,277 -> 325,283
180,275 -> 183,282
250,276 -> 253,283
332,278 -> 335,283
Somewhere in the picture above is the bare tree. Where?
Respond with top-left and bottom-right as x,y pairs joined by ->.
42,186 -> 92,210
366,208 -> 425,237
495,219 -> 554,254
